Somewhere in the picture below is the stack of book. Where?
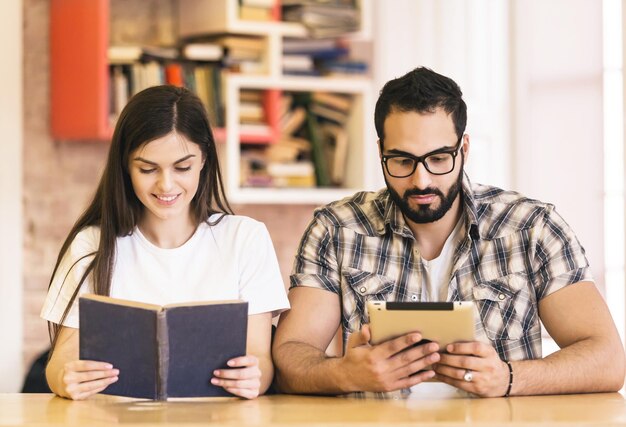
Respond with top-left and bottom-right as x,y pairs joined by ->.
282,38 -> 367,77
239,90 -> 272,137
240,92 -> 316,188
239,0 -> 280,21
281,0 -> 360,38
308,91 -> 354,187
182,35 -> 267,74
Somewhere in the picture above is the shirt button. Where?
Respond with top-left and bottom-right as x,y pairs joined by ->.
359,286 -> 367,294
411,294 -> 418,301
498,294 -> 506,301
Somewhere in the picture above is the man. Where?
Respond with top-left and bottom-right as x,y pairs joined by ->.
273,67 -> 625,398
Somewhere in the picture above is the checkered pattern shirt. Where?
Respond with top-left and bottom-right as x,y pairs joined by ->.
291,175 -> 592,397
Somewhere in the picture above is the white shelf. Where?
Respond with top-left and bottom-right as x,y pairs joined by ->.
228,187 -> 363,205
180,0 -> 376,204
179,0 -> 307,38
226,73 -> 372,93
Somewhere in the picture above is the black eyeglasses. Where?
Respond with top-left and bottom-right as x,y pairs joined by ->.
381,136 -> 463,178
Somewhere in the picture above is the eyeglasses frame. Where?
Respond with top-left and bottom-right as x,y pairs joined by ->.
380,135 -> 464,178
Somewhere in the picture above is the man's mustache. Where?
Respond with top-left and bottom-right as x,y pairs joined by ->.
404,187 -> 444,198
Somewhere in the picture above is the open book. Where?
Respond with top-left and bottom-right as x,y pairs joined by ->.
79,294 -> 248,400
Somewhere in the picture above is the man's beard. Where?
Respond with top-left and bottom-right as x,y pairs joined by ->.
387,167 -> 464,225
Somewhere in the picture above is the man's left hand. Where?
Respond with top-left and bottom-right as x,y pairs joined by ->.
433,341 -> 510,397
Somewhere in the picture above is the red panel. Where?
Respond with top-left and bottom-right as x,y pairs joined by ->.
262,89 -> 281,143
50,0 -> 110,141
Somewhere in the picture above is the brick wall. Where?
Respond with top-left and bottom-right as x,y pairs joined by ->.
22,0 -> 318,372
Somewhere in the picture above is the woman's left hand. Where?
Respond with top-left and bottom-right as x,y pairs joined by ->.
211,355 -> 261,399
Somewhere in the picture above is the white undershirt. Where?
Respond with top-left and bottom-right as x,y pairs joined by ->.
420,217 -> 465,302
412,217 -> 466,396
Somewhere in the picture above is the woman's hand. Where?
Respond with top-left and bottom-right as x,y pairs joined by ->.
211,355 -> 261,399
57,360 -> 119,400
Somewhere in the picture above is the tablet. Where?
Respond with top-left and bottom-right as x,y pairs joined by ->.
367,301 -> 475,347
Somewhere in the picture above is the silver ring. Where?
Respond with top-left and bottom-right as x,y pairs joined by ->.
463,369 -> 473,382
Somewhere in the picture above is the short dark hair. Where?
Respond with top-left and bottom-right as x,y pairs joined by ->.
374,67 -> 467,144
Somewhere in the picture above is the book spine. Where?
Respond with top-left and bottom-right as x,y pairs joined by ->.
156,310 -> 169,400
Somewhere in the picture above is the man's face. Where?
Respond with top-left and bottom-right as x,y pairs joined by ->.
380,108 -> 466,225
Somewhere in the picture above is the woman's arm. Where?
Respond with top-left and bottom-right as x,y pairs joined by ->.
210,312 -> 273,399
46,326 -> 119,400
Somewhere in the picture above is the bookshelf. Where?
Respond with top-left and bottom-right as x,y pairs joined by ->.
179,0 -> 375,204
50,0 -> 378,204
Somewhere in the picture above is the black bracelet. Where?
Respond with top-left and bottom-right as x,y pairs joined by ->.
504,360 -> 513,397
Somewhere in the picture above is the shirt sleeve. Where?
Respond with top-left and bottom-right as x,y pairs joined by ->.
40,227 -> 99,328
290,210 -> 342,294
532,205 -> 594,300
237,220 -> 290,317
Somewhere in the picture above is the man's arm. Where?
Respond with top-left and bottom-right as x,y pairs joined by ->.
434,281 -> 625,396
272,287 -> 441,394
513,281 -> 624,394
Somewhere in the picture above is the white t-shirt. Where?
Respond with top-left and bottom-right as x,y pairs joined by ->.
412,217 -> 467,396
41,214 -> 290,328
420,217 -> 465,302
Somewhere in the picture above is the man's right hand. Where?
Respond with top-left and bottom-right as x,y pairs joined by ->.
339,324 -> 441,393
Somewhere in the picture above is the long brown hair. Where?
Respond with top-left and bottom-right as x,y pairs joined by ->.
48,85 -> 233,349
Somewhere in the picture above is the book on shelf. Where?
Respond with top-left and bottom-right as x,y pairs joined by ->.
239,0 -> 280,21
310,103 -> 349,125
182,43 -> 224,61
279,106 -> 307,136
305,108 -> 331,187
241,0 -> 276,7
321,123 -> 349,185
110,66 -> 129,120
266,136 -> 311,162
240,5 -> 273,21
282,54 -> 315,75
267,161 -> 316,188
282,1 -> 360,38
165,63 -> 184,87
282,38 -> 349,58
108,45 -> 179,64
108,46 -> 143,64
240,123 -> 273,138
192,64 -> 224,127
79,294 -> 248,400
321,59 -> 368,76
196,35 -> 266,52
312,92 -> 352,112
240,101 -> 265,122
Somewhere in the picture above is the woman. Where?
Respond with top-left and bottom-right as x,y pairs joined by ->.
41,85 -> 289,400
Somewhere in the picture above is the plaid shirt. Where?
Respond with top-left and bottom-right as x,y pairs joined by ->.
291,175 -> 592,396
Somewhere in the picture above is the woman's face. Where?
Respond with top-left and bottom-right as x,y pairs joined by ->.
128,131 -> 205,226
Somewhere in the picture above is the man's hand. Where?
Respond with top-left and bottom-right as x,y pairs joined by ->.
340,325 -> 441,393
433,341 -> 510,397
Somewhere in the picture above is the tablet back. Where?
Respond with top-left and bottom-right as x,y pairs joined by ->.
367,301 -> 475,347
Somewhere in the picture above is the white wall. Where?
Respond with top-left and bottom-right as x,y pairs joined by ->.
511,0 -> 605,294
0,0 -> 23,391
372,0 -> 511,189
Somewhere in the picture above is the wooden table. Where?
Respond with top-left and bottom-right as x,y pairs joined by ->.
1,392 -> 626,426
